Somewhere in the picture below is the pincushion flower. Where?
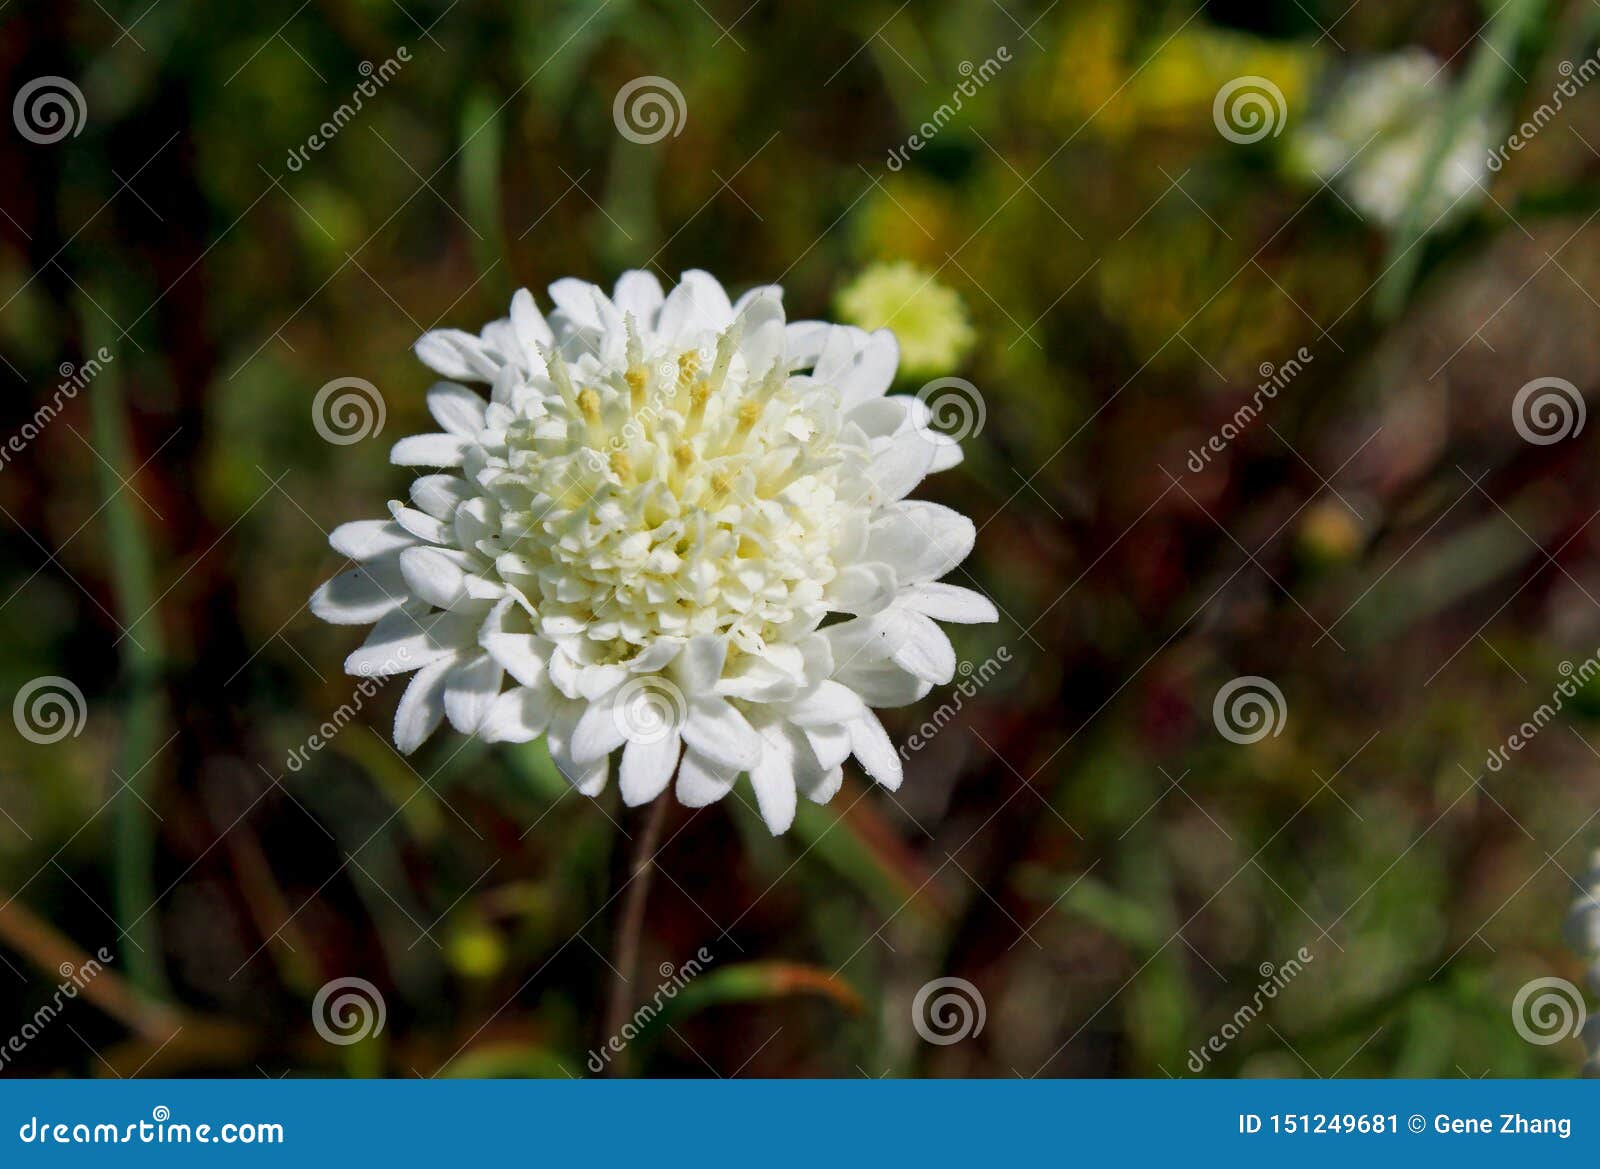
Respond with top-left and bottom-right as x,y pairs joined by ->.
1291,49 -> 1493,230
311,270 -> 996,833
837,261 -> 975,378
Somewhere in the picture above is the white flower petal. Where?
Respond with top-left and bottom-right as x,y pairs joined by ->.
800,764 -> 844,804
387,502 -> 451,544
409,475 -> 474,520
832,660 -> 932,708
887,611 -> 956,684
391,433 -> 471,467
415,329 -> 500,382
559,753 -> 609,797
345,608 -> 474,677
676,750 -> 738,807
479,685 -> 555,743
676,634 -> 729,692
825,562 -> 898,616
310,566 -> 406,624
568,691 -> 629,764
681,697 -> 761,772
620,732 -> 682,806
898,582 -> 998,624
330,519 -> 414,562
814,326 -> 897,408
395,658 -> 454,753
865,501 -> 975,584
748,730 -> 797,834
786,680 -> 867,727
510,288 -> 554,357
656,269 -> 733,341
612,270 -> 665,325
849,711 -> 903,790
735,293 -> 787,376
399,546 -> 469,610
548,277 -> 613,333
804,723 -> 852,771
444,652 -> 503,734
864,429 -> 936,503
482,626 -> 547,688
427,383 -> 487,437
785,320 -> 831,367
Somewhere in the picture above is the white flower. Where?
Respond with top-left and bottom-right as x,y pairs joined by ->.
311,270 -> 996,833
1292,49 -> 1495,230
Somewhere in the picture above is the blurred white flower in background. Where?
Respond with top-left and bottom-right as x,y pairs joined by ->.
1565,847 -> 1600,1075
311,270 -> 995,833
1292,49 -> 1495,230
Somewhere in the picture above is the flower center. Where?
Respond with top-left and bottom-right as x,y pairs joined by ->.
484,329 -> 865,655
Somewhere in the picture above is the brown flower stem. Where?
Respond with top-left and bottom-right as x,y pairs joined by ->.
602,795 -> 669,1074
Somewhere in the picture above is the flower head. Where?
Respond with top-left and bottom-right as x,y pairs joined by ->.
312,270 -> 996,832
837,262 -> 975,379
1291,49 -> 1494,230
